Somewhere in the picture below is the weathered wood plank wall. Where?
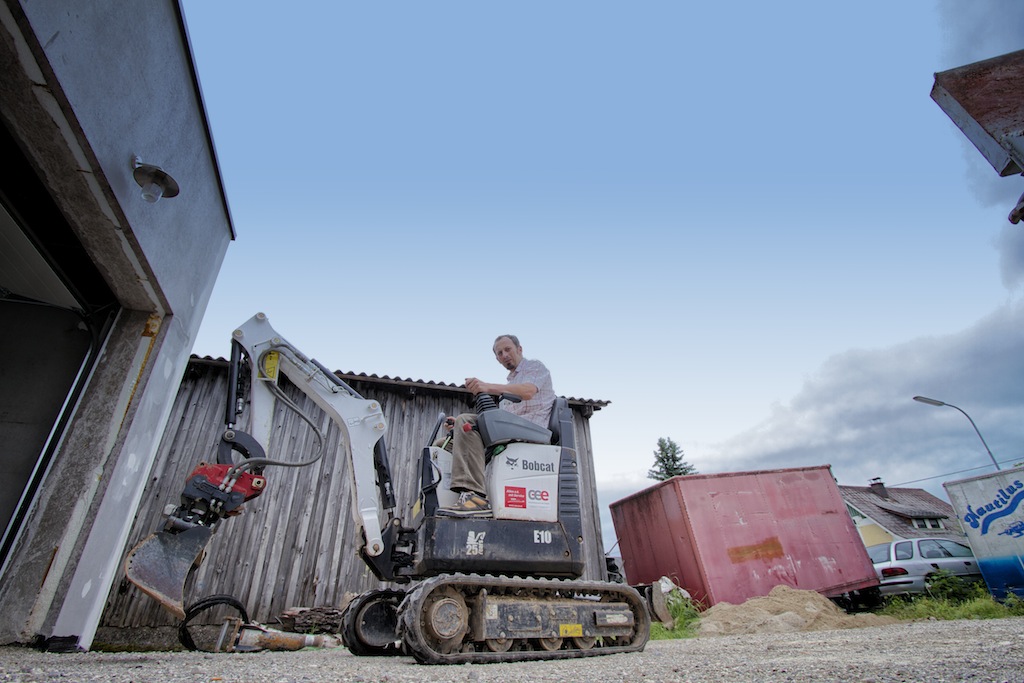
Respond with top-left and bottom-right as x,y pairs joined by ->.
101,359 -> 609,628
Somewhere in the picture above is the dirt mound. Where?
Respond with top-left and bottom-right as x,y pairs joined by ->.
695,585 -> 897,636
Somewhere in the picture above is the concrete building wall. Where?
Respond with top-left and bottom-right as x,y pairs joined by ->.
0,0 -> 231,650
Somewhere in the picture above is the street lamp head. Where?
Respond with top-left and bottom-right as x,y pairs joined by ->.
912,395 -> 1000,471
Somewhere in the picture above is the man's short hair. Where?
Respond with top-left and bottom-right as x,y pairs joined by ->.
493,334 -> 520,349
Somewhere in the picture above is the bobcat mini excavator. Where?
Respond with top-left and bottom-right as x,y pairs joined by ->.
124,313 -> 649,664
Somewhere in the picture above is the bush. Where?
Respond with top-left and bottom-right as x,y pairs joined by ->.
925,569 -> 989,603
1002,593 -> 1024,616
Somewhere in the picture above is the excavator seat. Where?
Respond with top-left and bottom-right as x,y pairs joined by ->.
477,397 -> 572,467
477,408 -> 551,448
477,396 -> 574,449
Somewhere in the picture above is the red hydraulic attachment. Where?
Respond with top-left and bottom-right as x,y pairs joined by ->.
184,463 -> 267,514
123,463 -> 267,618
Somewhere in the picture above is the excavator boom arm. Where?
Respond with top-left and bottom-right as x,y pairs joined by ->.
125,313 -> 391,617
230,313 -> 390,556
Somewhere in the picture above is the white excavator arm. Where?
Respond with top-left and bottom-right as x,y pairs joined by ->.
125,313 -> 393,617
231,313 -> 390,556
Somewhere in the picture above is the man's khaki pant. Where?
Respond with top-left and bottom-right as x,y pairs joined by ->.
449,413 -> 486,495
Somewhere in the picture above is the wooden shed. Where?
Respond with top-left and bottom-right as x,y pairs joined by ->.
99,356 -> 610,638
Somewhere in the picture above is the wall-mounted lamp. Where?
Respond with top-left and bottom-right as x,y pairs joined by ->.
132,155 -> 179,203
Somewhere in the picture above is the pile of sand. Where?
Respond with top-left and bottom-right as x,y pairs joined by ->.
694,585 -> 897,636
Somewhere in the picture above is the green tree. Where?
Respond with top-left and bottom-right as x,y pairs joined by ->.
648,437 -> 697,481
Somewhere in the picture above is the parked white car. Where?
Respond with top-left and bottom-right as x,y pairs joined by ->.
867,537 -> 983,596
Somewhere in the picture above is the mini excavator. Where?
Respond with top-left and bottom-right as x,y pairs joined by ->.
125,313 -> 649,664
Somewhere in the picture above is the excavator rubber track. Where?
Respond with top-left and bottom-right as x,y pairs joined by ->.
397,574 -> 650,664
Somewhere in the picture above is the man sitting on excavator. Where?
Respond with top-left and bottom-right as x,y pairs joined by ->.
437,334 -> 556,517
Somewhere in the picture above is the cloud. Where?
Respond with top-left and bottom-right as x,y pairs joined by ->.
595,305 -> 1024,553
936,1 -> 1024,66
596,3 -> 1024,559
702,301 -> 1024,500
996,222 -> 1024,290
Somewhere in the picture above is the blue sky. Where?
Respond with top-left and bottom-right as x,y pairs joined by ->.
181,1 -> 1024,551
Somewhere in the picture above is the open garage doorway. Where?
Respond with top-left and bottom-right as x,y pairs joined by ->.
0,122 -> 119,569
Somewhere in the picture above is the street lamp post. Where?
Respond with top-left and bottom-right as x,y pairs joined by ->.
912,396 -> 1001,471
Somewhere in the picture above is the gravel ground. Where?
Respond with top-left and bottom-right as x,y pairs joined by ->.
1,617 -> 1022,683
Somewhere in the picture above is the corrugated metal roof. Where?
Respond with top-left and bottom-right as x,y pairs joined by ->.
839,483 -> 963,539
189,355 -> 610,410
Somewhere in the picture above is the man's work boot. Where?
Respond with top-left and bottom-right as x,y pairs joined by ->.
437,491 -> 492,518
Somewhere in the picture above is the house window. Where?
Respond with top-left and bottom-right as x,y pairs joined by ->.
912,518 -> 944,530
846,504 -> 866,521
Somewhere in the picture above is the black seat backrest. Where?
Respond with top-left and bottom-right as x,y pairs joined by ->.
548,397 -> 570,446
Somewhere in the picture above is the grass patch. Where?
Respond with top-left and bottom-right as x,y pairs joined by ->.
648,592 -> 703,640
878,571 -> 1024,621
646,573 -> 1024,641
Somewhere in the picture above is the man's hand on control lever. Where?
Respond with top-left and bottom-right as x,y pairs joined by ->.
465,377 -> 498,396
465,378 -> 526,404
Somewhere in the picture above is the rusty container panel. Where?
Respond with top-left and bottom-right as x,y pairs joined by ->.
610,465 -> 878,607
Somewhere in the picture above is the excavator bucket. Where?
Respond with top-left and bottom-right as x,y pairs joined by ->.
124,526 -> 214,620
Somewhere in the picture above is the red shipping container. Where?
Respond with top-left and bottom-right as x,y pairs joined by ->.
609,465 -> 878,607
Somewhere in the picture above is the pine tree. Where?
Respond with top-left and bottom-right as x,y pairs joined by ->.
647,437 -> 697,481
